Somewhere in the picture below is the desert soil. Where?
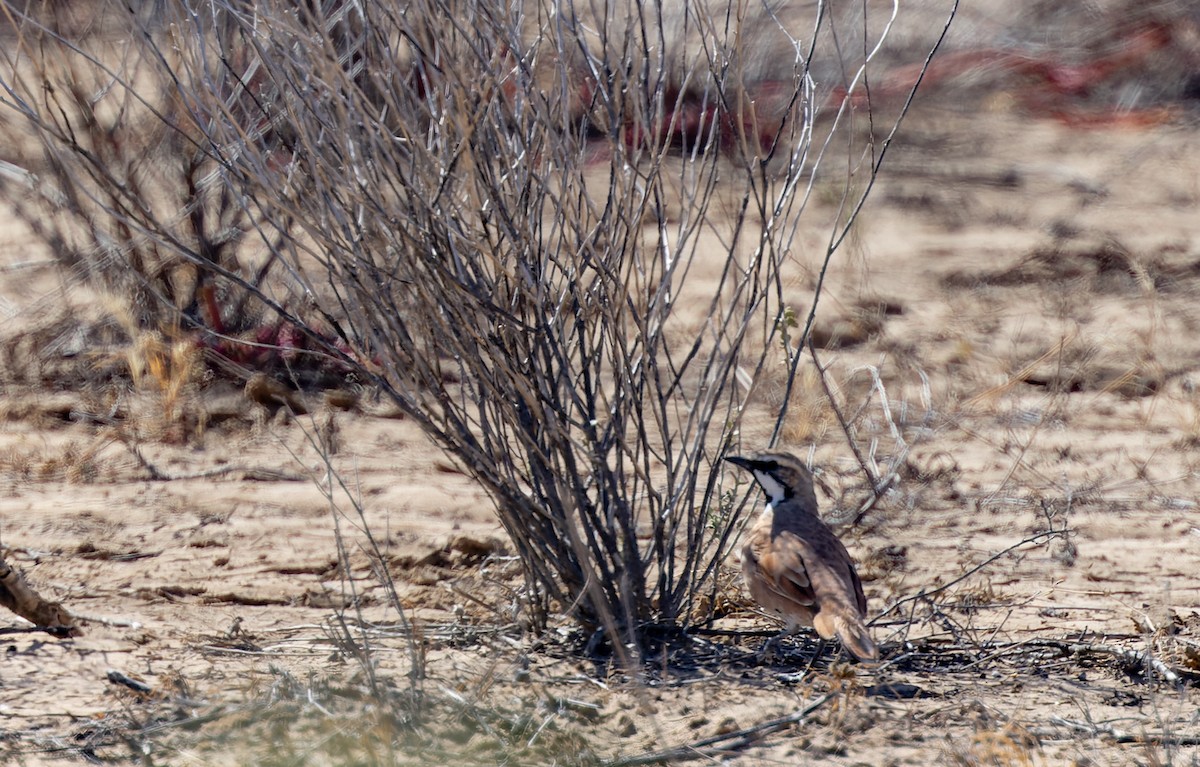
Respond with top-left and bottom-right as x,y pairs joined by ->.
3,36 -> 1200,767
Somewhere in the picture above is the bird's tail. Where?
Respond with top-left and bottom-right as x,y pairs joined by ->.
814,609 -> 879,662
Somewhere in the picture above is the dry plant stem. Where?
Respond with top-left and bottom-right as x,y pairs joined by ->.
607,693 -> 834,766
769,0 -> 961,446
120,436 -> 303,482
0,7 -> 267,331
285,412 -> 425,689
0,554 -> 79,636
1038,717 -> 1200,746
874,529 -> 1066,629
1019,639 -> 1185,686
807,339 -> 899,525
809,340 -> 875,483
67,613 -> 141,629
885,635 -> 1197,695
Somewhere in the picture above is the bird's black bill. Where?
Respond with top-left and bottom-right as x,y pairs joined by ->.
724,455 -> 754,470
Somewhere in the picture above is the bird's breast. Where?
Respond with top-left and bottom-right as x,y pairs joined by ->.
759,502 -> 776,522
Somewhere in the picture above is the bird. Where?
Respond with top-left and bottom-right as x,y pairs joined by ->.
726,451 -> 878,662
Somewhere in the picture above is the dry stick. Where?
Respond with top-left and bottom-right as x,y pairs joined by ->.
0,554 -> 78,636
809,340 -> 877,485
1039,717 -> 1200,746
930,635 -> 1193,686
808,340 -> 898,525
1021,638 -> 1186,685
963,332 -> 1079,508
607,693 -> 834,767
774,0 -> 963,501
120,437 -> 303,482
872,529 -> 1065,627
777,0 -> 960,413
444,582 -> 517,624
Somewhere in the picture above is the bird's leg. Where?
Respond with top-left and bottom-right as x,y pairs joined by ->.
757,623 -> 800,665
757,631 -> 784,664
804,637 -> 831,674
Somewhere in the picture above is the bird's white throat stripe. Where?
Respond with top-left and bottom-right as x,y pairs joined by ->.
753,470 -> 787,505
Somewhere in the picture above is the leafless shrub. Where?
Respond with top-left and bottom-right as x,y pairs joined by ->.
0,2 -> 254,331
0,0 -> 954,655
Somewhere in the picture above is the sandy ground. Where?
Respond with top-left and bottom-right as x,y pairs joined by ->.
3,15 -> 1200,767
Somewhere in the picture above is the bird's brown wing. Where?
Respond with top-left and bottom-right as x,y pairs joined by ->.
749,527 -> 868,617
745,528 -> 818,609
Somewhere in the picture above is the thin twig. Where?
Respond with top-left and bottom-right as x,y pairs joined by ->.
873,529 -> 1066,624
1022,639 -> 1184,685
1038,717 -> 1200,746
808,342 -> 907,526
809,340 -> 881,489
121,437 -> 303,481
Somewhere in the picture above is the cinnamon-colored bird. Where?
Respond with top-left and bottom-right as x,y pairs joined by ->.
727,452 -> 878,661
